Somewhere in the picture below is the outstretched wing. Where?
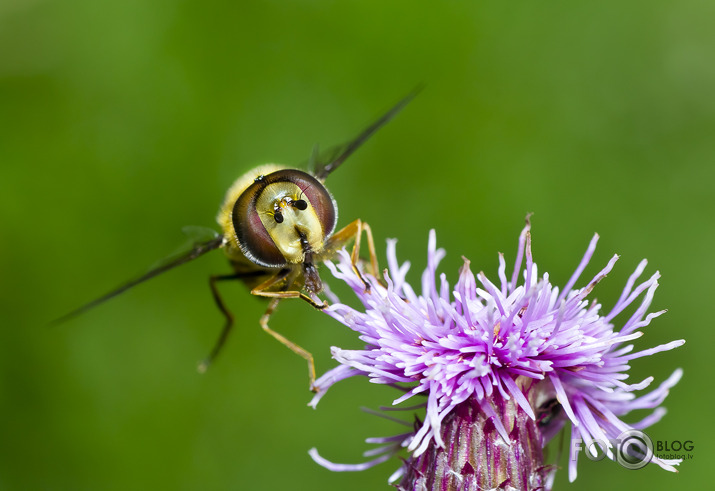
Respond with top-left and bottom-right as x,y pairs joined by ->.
310,88 -> 421,181
53,228 -> 225,324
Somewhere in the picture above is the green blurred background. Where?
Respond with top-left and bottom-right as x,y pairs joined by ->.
1,0 -> 712,489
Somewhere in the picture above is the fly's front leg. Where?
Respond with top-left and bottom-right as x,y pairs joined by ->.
251,269 -> 326,391
326,218 -> 381,290
250,268 -> 326,309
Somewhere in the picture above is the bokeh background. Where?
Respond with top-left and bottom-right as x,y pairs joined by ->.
1,0 -> 712,489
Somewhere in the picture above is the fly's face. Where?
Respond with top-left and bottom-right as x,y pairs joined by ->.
255,184 -> 324,263
230,169 -> 337,269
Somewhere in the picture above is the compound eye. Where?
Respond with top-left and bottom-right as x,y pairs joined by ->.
279,171 -> 337,238
232,195 -> 285,268
231,169 -> 337,268
231,169 -> 338,267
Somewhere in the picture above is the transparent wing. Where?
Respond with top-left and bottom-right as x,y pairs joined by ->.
181,225 -> 223,243
53,228 -> 225,324
309,88 -> 422,181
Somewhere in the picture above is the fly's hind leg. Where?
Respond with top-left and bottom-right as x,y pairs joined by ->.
198,271 -> 262,373
326,218 -> 381,290
251,269 -> 326,391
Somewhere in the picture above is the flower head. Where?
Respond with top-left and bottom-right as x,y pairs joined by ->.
309,221 -> 684,485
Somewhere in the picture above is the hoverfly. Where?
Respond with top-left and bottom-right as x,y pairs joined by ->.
57,92 -> 417,389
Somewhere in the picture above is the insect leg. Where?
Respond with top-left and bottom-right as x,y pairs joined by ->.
198,272 -> 257,373
250,269 -> 327,310
326,218 -> 381,290
259,298 -> 318,391
251,270 -> 325,391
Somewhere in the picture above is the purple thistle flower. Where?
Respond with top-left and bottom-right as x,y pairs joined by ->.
309,220 -> 684,488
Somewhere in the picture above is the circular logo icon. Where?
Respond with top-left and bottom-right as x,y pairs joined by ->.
617,429 -> 653,470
